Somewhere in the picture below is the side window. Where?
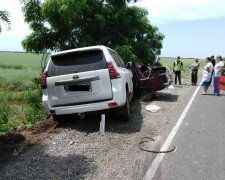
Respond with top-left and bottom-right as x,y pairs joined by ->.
108,49 -> 121,67
115,53 -> 125,67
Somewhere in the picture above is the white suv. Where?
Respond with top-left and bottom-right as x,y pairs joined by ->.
40,45 -> 134,120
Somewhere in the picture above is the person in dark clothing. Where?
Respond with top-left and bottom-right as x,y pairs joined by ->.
173,56 -> 183,85
190,58 -> 200,85
211,55 -> 216,66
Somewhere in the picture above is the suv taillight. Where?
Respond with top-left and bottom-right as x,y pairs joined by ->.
107,61 -> 120,79
40,71 -> 47,89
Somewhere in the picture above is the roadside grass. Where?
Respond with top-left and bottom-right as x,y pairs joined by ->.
0,52 -> 48,133
0,64 -> 23,69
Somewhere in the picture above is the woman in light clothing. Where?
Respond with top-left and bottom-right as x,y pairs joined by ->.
214,56 -> 224,96
200,57 -> 213,95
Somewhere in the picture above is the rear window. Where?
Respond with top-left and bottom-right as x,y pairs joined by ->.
48,50 -> 107,77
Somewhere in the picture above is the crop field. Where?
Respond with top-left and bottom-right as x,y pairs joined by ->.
0,52 -> 48,133
0,52 -> 44,90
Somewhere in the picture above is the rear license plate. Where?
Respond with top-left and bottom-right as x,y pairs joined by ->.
64,82 -> 91,92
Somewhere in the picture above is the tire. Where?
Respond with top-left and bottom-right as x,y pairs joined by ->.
132,71 -> 140,98
118,92 -> 131,121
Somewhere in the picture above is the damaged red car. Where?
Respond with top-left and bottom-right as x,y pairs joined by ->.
126,61 -> 171,95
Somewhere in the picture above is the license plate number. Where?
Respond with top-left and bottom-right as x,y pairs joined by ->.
64,82 -> 90,92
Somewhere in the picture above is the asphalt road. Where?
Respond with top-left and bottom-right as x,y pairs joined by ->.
153,85 -> 225,180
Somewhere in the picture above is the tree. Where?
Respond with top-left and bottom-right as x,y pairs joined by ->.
20,0 -> 164,65
0,10 -> 10,33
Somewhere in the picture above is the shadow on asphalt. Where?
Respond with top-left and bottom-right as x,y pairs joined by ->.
154,92 -> 179,102
0,133 -> 25,165
56,99 -> 143,134
0,120 -> 58,167
0,144 -> 93,180
200,93 -> 225,96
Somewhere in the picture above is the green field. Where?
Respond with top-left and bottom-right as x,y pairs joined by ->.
0,52 -> 48,133
0,52 -> 45,91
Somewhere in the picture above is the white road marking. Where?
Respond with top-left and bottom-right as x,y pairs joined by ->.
143,85 -> 201,180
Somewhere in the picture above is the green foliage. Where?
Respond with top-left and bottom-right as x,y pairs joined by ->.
0,91 -> 28,105
0,123 -> 14,133
0,105 -> 15,132
24,83 -> 47,125
0,91 -> 8,102
25,88 -> 42,108
24,106 -> 47,124
32,77 -> 41,88
0,10 -> 10,33
0,87 -> 48,132
0,105 -> 10,124
0,52 -> 48,133
114,45 -> 140,64
20,0 -> 164,64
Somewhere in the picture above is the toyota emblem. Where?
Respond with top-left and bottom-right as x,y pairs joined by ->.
73,75 -> 79,79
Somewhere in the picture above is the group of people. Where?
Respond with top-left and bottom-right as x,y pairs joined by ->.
172,55 -> 224,95
200,55 -> 224,95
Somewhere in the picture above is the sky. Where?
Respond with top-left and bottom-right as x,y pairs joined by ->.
0,0 -> 225,58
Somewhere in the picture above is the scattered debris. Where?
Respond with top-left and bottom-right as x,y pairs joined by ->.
145,105 -> 161,113
69,141 -> 74,145
139,137 -> 176,153
168,85 -> 174,89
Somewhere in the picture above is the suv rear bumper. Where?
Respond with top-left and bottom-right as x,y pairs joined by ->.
43,99 -> 117,115
42,77 -> 130,115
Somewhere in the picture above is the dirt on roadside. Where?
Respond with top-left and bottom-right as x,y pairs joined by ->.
0,120 -> 58,165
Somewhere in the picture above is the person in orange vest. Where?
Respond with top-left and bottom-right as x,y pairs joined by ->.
213,55 -> 224,96
173,56 -> 183,85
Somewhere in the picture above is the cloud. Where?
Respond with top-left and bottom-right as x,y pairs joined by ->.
135,0 -> 225,24
3,0 -> 225,34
